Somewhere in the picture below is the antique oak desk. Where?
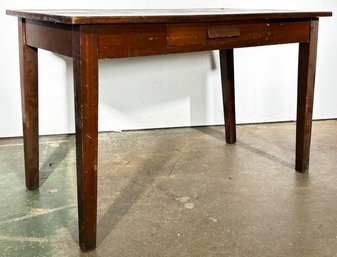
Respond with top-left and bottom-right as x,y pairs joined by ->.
6,9 -> 332,251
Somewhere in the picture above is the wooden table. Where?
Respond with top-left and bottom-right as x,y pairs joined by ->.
6,9 -> 332,251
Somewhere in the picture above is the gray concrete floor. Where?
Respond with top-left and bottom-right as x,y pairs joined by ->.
1,121 -> 337,257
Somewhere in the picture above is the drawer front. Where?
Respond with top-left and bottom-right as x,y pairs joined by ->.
167,21 -> 310,52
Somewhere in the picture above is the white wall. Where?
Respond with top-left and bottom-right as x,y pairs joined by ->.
0,0 -> 336,138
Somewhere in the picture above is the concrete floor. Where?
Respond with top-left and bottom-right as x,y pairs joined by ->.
1,121 -> 337,257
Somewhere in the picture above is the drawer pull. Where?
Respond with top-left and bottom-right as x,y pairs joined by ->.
207,26 -> 240,39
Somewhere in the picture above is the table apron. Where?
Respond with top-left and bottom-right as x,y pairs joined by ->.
25,19 -> 73,57
23,19 -> 311,59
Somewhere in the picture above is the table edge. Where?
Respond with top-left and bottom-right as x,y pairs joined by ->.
6,9 -> 333,24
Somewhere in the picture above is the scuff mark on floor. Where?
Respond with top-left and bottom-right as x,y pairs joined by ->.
0,205 -> 76,226
0,235 -> 60,243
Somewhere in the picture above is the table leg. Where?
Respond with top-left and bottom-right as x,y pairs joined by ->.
18,18 -> 39,190
73,25 -> 99,251
296,20 -> 319,172
219,49 -> 236,144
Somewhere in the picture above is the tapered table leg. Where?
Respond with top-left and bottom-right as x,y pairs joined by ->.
296,20 -> 319,172
219,49 -> 236,144
72,25 -> 99,251
18,18 -> 39,190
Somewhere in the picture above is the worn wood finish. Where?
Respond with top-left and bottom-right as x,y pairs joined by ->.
167,23 -> 206,46
7,9 -> 332,252
220,49 -> 236,144
6,9 -> 332,24
25,20 -> 72,57
18,18 -> 39,190
72,25 -> 99,251
99,24 -> 166,59
296,20 -> 319,172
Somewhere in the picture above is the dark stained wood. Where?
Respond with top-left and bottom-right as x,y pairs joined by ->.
18,18 -> 39,190
72,24 -> 99,251
7,8 -> 332,252
219,49 -> 236,144
296,20 -> 319,172
99,24 -> 166,59
6,9 -> 332,24
25,20 -> 72,57
167,23 -> 206,46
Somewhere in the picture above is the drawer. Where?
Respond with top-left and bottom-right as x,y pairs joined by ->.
167,21 -> 310,50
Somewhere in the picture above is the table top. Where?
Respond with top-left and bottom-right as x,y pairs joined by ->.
6,9 -> 332,24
